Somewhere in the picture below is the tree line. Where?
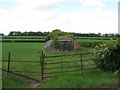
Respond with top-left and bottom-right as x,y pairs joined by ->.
1,30 -> 120,37
8,31 -> 50,36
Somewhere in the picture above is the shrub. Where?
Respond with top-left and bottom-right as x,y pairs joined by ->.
93,39 -> 120,72
45,29 -> 74,48
45,29 -> 74,41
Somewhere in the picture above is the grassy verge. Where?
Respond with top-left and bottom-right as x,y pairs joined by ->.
41,70 -> 119,88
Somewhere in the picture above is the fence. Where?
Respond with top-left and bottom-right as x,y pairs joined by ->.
40,51 -> 96,80
0,51 -> 97,82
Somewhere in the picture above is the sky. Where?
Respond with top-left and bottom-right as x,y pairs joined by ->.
0,0 -> 119,35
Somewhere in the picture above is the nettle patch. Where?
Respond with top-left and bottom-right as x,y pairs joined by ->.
93,39 -> 120,72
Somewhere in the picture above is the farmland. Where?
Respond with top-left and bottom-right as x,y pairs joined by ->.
2,36 -> 46,39
1,37 -> 119,88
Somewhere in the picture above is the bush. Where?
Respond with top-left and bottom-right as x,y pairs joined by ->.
93,39 -> 120,72
45,29 -> 74,41
45,29 -> 74,48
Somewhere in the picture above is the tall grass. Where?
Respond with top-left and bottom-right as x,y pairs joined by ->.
41,70 -> 119,88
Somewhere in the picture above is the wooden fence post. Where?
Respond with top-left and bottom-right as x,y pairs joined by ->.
8,52 -> 11,73
80,54 -> 83,75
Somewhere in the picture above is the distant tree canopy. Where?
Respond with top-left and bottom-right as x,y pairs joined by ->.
45,29 -> 74,41
8,31 -> 50,36
7,30 -> 120,38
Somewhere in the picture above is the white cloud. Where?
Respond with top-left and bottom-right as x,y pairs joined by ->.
16,0 -> 64,10
0,0 -> 118,35
102,0 -> 119,3
80,0 -> 106,8
57,8 -> 117,34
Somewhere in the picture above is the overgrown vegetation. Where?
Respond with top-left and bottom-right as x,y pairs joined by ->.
45,29 -> 74,48
93,39 -> 120,72
41,70 -> 118,88
45,29 -> 74,41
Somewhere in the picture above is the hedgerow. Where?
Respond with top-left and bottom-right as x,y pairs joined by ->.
93,39 -> 120,72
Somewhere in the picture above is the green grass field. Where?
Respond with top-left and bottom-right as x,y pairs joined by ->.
2,36 -> 46,39
1,40 -> 119,88
2,35 -> 118,40
0,39 -> 45,41
74,36 -> 117,40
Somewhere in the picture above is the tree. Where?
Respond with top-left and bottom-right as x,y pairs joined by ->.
98,33 -> 101,37
115,34 -> 120,37
103,34 -> 109,37
22,32 -> 28,36
45,29 -> 74,48
15,31 -> 21,36
8,31 -> 16,36
45,29 -> 74,41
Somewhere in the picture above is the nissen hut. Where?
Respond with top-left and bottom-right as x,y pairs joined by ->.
43,37 -> 79,52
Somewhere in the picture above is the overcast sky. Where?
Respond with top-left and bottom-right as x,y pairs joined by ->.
0,0 -> 119,35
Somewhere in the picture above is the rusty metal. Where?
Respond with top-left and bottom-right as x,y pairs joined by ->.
44,65 -> 81,70
11,71 -> 41,73
83,64 -> 95,66
80,55 -> 83,75
0,60 -> 8,61
42,51 -> 96,80
0,68 -> 40,82
1,51 -> 96,81
0,60 -> 39,62
43,76 -> 57,79
61,56 -> 63,74
83,68 -> 97,71
45,60 -> 82,65
7,52 -> 11,73
43,69 -> 81,74
41,51 -> 44,81
72,73 -> 82,75
82,59 -> 93,61
43,52 -> 91,58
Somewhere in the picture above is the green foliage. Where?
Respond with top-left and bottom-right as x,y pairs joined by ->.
51,37 -> 63,48
8,31 -> 50,36
93,39 -> 120,72
45,29 -> 74,48
45,29 -> 74,41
